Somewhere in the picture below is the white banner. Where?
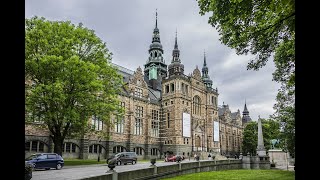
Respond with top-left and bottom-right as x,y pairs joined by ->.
214,121 -> 219,142
182,113 -> 191,137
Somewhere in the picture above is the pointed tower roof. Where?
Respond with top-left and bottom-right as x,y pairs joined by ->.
168,29 -> 184,77
144,9 -> 167,86
154,9 -> 159,33
243,99 -> 249,114
242,99 -> 252,123
202,50 -> 213,89
174,28 -> 178,49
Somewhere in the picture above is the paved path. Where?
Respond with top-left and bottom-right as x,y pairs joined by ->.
32,160 -> 199,180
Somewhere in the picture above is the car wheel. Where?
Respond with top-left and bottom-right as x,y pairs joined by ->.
117,161 -> 121,166
132,160 -> 136,165
56,163 -> 62,170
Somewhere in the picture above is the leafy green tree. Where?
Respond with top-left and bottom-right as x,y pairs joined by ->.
242,122 -> 257,155
197,0 -> 295,157
242,119 -> 280,155
25,16 -> 123,156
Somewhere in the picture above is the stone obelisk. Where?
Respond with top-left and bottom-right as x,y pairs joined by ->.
256,116 -> 266,157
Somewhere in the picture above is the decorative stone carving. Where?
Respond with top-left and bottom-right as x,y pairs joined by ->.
192,66 -> 202,81
129,66 -> 148,88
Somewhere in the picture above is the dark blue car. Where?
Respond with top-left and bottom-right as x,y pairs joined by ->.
25,153 -> 64,170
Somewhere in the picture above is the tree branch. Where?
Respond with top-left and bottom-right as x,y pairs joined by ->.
252,12 -> 295,36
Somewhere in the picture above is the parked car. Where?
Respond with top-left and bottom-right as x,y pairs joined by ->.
108,152 -> 137,165
25,153 -> 64,170
165,154 -> 185,162
25,162 -> 32,180
106,154 -> 116,164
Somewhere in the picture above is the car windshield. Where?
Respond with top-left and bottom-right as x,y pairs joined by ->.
115,153 -> 121,157
25,154 -> 39,161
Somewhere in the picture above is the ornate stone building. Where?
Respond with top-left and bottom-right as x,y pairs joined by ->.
25,13 -> 251,160
218,102 -> 252,156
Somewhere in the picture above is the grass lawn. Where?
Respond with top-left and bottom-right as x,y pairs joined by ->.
161,169 -> 295,180
64,159 -> 107,166
64,158 -> 152,166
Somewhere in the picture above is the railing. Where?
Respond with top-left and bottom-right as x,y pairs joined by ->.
80,159 -> 242,180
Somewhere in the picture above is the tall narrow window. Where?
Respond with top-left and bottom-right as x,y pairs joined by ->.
170,83 -> 174,92
134,106 -> 143,135
151,110 -> 159,137
165,85 -> 169,93
185,85 -> 188,95
181,83 -> 185,94
193,96 -> 201,115
167,113 -> 170,128
114,116 -> 124,133
91,116 -> 103,131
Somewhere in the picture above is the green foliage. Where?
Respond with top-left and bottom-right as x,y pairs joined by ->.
242,119 -> 280,155
162,169 -> 294,180
25,16 -> 124,155
197,0 -> 295,158
242,122 -> 257,155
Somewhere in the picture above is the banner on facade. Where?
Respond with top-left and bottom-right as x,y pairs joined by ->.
213,121 -> 219,142
182,113 -> 191,137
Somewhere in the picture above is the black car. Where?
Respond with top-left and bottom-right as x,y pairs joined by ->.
25,153 -> 64,170
108,152 -> 137,165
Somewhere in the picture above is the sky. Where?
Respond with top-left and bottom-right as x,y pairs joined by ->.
25,0 -> 281,121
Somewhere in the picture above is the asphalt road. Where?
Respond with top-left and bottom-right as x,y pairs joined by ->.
32,160 -> 199,180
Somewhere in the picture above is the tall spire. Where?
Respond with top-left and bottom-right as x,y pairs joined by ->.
168,29 -> 184,77
144,9 -> 167,81
171,29 -> 180,62
204,50 -> 207,66
155,9 -> 158,28
201,50 -> 213,89
174,28 -> 178,49
243,100 -> 249,114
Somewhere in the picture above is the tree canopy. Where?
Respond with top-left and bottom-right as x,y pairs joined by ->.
25,16 -> 123,155
197,0 -> 295,157
242,119 -> 281,155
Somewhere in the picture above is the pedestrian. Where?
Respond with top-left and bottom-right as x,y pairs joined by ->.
208,153 -> 212,160
234,154 -> 237,159
194,153 -> 197,160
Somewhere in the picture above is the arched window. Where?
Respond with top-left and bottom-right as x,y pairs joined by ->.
151,148 -> 159,156
133,147 -> 144,155
113,146 -> 126,153
193,96 -> 201,115
25,141 -> 48,152
89,144 -> 103,153
155,51 -> 157,57
63,142 -> 79,153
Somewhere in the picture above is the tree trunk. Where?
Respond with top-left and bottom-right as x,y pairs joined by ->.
52,135 -> 64,157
